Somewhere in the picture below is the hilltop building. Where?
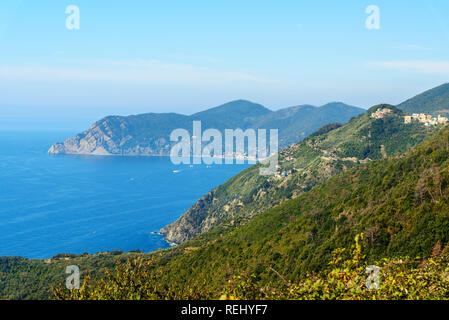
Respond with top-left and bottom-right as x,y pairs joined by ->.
404,113 -> 448,126
371,108 -> 392,119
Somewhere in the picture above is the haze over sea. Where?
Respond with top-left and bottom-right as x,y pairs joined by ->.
0,131 -> 249,259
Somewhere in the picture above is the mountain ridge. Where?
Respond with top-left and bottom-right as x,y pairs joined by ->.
48,100 -> 364,156
398,83 -> 449,115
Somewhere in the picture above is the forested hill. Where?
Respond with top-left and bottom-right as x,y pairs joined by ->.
36,118 -> 449,301
143,123 -> 449,297
1,108 -> 449,300
160,104 -> 438,244
48,100 -> 364,156
398,83 -> 449,115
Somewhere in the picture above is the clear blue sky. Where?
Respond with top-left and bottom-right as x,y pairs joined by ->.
1,0 -> 449,130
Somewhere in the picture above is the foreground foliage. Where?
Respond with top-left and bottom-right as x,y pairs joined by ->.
53,235 -> 449,300
0,251 -> 137,299
223,235 -> 449,300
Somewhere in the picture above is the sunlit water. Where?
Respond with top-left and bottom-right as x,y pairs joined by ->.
0,131 -> 249,259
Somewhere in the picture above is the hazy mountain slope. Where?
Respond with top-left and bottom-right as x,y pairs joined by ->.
160,105 -> 437,243
48,100 -> 364,156
190,99 -> 273,130
398,83 -> 449,115
257,102 -> 364,146
151,125 -> 449,296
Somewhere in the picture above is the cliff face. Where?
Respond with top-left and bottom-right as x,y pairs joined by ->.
48,120 -> 118,155
48,100 -> 365,156
49,115 -> 175,156
160,191 -> 216,244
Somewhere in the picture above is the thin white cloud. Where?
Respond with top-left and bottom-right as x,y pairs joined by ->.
367,61 -> 449,74
167,53 -> 223,64
0,59 -> 277,85
393,44 -> 437,51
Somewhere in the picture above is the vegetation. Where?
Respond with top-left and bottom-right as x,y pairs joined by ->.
0,251 -> 140,299
161,105 -> 437,244
222,235 -> 449,300
50,100 -> 363,156
2,103 -> 449,300
44,124 -> 449,300
129,125 -> 449,298
53,235 -> 449,300
399,83 -> 449,115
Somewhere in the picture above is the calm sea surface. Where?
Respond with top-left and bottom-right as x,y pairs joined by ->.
0,131 -> 249,259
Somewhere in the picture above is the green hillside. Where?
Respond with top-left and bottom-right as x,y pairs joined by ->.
121,123 -> 449,298
190,99 -> 273,130
1,105 -> 448,300
255,102 -> 365,147
398,83 -> 449,115
0,251 -> 140,300
52,122 -> 449,300
161,105 -> 437,244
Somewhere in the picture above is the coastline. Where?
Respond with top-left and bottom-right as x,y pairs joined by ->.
151,231 -> 179,248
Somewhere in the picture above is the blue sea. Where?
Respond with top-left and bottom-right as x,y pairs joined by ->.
0,131 -> 249,259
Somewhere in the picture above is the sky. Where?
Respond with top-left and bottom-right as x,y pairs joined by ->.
1,0 -> 449,130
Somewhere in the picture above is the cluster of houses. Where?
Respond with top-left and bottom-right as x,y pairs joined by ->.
274,166 -> 292,179
404,113 -> 448,126
370,107 -> 448,127
273,164 -> 292,179
371,108 -> 393,119
274,171 -> 290,179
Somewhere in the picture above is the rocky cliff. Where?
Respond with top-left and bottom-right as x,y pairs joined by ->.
48,114 -> 183,156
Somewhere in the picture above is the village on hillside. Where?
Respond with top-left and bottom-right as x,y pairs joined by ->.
404,113 -> 448,126
371,107 -> 449,126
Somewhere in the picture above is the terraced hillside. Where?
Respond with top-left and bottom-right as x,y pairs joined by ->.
161,105 -> 437,243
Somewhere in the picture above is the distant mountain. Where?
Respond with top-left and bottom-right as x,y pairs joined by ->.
160,105 -> 439,244
190,99 -> 272,130
398,83 -> 449,115
48,100 -> 364,156
257,102 -> 364,147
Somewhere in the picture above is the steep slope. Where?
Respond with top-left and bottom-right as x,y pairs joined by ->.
257,102 -> 364,147
2,124 -> 448,300
151,124 -> 449,295
48,100 -> 364,156
48,113 -> 190,156
398,83 -> 449,115
160,105 -> 438,243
